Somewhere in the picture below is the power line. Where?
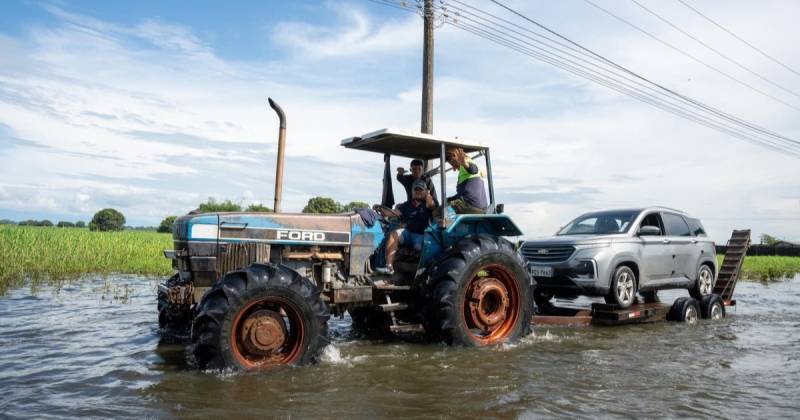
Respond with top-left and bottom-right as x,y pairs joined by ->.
389,0 -> 800,155
365,0 -> 419,14
370,0 -> 800,157
451,0 -> 800,150
630,0 -> 800,100
439,6 -> 800,156
450,20 -> 800,156
676,0 -> 800,79
581,0 -> 800,113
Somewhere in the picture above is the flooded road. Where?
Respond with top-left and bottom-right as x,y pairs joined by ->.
1,276 -> 799,419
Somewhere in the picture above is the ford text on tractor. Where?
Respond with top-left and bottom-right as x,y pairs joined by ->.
158,99 -> 534,371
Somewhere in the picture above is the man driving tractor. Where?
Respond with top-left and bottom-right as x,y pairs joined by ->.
375,179 -> 435,275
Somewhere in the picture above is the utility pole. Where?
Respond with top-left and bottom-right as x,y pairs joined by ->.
421,0 -> 434,170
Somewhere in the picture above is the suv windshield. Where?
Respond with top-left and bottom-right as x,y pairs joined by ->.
557,210 -> 641,235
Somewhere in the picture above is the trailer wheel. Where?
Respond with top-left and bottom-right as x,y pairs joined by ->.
700,294 -> 725,320
690,264 -> 714,300
667,297 -> 700,326
424,234 -> 532,346
605,266 -> 637,309
191,263 -> 329,371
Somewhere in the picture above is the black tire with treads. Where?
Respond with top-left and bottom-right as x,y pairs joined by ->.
422,234 -> 533,346
157,274 -> 193,339
700,294 -> 726,320
191,263 -> 329,371
667,297 -> 700,325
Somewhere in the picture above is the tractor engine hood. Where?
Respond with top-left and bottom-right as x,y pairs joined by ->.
175,212 -> 355,246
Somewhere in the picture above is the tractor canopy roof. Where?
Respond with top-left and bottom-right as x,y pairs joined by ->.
341,128 -> 486,159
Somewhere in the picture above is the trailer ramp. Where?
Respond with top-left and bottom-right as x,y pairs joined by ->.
714,229 -> 751,304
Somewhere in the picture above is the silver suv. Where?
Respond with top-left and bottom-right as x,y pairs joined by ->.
521,207 -> 716,308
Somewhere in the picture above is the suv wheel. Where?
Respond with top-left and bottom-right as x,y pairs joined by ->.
690,265 -> 714,300
605,266 -> 636,309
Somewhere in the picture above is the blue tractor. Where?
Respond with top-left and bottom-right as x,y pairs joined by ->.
159,101 -> 533,371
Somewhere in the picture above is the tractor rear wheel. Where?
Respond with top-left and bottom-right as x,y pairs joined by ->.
191,263 -> 329,371
423,235 -> 533,346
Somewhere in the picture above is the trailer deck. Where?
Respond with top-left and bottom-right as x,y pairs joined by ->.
533,301 -> 674,327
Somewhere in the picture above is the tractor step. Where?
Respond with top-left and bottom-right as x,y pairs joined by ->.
372,280 -> 411,291
380,302 -> 409,312
389,323 -> 425,334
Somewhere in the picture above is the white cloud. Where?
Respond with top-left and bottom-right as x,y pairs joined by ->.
272,3 -> 420,57
0,0 -> 798,243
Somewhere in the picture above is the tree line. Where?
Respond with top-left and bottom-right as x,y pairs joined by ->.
155,197 -> 369,233
2,219 -> 87,228
2,196 -> 371,234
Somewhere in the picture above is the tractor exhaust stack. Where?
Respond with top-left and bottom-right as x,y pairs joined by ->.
268,97 -> 286,213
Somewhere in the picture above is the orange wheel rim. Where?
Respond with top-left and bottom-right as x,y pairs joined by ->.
461,264 -> 521,345
230,296 -> 305,369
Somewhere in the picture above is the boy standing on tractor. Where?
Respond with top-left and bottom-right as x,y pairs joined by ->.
376,179 -> 435,275
397,158 -> 438,205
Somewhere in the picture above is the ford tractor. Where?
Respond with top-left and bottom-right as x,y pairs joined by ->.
158,99 -> 534,371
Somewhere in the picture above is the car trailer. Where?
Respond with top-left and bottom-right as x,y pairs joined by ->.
532,230 -> 750,327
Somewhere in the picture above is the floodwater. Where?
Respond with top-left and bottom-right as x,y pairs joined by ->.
1,276 -> 798,419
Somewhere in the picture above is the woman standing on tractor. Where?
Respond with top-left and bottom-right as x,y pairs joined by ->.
445,147 -> 488,214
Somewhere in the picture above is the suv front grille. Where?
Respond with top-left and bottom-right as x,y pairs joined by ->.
521,245 -> 575,263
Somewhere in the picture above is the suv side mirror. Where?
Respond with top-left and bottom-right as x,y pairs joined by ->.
638,225 -> 661,236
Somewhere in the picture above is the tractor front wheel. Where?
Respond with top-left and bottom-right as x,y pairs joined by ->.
157,274 -> 193,341
424,235 -> 533,346
191,263 -> 329,371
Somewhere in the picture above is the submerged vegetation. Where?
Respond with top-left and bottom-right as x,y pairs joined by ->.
0,225 -> 172,294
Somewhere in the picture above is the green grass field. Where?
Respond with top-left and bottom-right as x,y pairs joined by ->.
1,225 -> 798,295
716,254 -> 800,281
0,225 -> 173,294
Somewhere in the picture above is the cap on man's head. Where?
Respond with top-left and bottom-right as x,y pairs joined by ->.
410,159 -> 424,167
412,179 -> 427,191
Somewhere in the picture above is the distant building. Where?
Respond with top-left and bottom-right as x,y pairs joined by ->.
774,240 -> 800,248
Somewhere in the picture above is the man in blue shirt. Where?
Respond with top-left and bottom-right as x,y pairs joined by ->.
375,180 -> 435,275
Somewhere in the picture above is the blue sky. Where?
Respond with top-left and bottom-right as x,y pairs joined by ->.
1,0 -> 799,242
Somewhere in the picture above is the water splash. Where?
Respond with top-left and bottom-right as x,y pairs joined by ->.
321,344 -> 367,367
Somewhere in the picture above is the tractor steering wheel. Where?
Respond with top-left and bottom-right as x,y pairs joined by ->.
373,204 -> 399,229
373,204 -> 394,215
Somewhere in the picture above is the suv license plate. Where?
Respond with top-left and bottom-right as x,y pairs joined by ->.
530,265 -> 553,278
